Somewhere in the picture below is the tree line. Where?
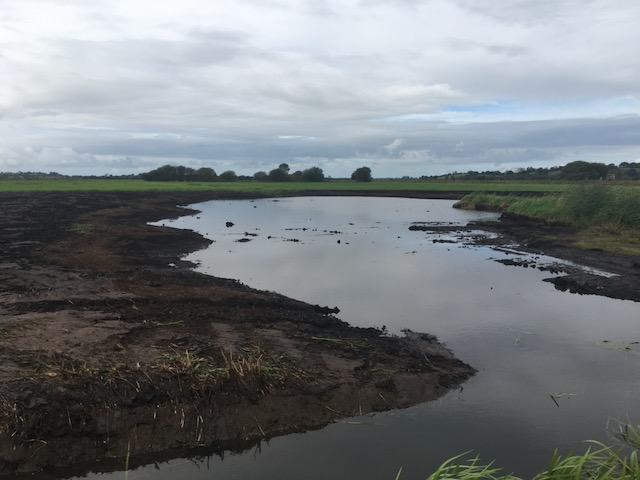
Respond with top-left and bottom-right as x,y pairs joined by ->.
140,164 -> 374,182
424,161 -> 640,182
8,161 -> 634,183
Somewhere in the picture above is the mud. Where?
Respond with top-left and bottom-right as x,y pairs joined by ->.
0,192 -> 476,478
410,211 -> 640,302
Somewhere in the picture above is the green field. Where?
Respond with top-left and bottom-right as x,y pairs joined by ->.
0,178 -> 568,194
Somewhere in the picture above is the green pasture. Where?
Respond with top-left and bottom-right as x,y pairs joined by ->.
0,178 -> 568,194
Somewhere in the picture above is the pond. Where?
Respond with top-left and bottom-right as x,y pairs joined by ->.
76,197 -> 640,479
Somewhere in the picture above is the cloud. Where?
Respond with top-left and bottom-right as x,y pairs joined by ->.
1,146 -> 97,171
446,38 -> 529,58
0,0 -> 639,177
384,139 -> 405,153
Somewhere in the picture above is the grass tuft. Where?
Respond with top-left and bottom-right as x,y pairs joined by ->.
221,348 -> 263,389
397,424 -> 640,480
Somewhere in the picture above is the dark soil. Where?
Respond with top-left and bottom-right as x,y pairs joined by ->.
0,192 -> 476,478
410,211 -> 640,302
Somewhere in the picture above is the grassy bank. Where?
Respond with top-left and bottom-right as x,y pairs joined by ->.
403,423 -> 640,480
0,178 -> 567,194
455,184 -> 640,255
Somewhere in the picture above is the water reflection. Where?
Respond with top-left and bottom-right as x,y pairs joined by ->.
86,197 -> 640,480
166,197 -> 501,332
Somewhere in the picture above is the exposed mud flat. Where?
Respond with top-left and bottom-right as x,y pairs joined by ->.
410,211 -> 640,302
0,192 -> 475,477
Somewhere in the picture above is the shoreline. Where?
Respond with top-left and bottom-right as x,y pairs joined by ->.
418,211 -> 640,303
0,191 -> 475,477
1,191 -> 638,477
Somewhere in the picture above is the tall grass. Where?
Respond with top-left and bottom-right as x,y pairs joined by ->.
457,185 -> 640,229
405,424 -> 640,480
455,185 -> 640,254
561,184 -> 640,228
454,192 -> 565,222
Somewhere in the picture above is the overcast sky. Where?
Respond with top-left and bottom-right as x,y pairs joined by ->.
2,0 -> 640,178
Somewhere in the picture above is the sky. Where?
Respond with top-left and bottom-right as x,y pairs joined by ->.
2,0 -> 640,178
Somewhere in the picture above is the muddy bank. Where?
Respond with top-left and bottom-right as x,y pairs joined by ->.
0,192 -> 475,477
410,212 -> 640,302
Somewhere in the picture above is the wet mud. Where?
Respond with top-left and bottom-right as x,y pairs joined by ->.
410,211 -> 640,302
0,192 -> 476,477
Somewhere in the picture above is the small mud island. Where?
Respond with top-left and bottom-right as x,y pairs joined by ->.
0,192 -> 475,477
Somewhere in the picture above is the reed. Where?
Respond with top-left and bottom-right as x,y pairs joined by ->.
455,186 -> 640,255
458,185 -> 640,229
399,425 -> 640,480
560,184 -> 640,228
454,192 -> 564,221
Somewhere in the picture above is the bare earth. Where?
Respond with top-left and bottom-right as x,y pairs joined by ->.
411,211 -> 640,302
0,191 -> 477,477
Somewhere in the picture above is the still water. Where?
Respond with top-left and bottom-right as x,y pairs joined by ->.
82,197 -> 640,479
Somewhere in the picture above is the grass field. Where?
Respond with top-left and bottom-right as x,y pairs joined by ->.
0,178 -> 569,193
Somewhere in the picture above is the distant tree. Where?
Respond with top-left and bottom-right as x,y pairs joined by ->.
175,165 -> 195,181
268,167 -> 289,182
141,164 -> 185,181
560,161 -> 608,181
278,163 -> 290,173
193,167 -> 217,182
351,166 -> 372,182
219,170 -> 238,182
301,166 -> 324,182
253,171 -> 268,181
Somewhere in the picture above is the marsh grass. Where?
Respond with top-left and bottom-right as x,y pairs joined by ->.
456,185 -> 640,255
426,452 -> 512,480
158,345 -> 297,392
573,226 -> 640,256
69,222 -> 96,235
454,193 -> 564,221
555,185 -> 640,255
618,424 -> 640,450
561,185 -> 640,229
457,185 -> 640,228
221,348 -> 263,389
401,425 -> 640,480
159,348 -> 226,384
67,212 -> 101,235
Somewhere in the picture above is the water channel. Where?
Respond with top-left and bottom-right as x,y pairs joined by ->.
76,197 -> 640,479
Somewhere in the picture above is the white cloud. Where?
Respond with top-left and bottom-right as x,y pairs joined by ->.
384,139 -> 405,153
1,146 -> 97,171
